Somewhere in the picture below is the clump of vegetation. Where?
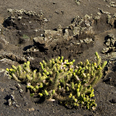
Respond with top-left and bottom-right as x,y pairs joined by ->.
21,34 -> 29,39
6,52 -> 107,110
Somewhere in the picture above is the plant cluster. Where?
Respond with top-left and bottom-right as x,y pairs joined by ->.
6,52 -> 107,110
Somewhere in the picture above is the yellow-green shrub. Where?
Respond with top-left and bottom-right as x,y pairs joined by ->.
6,52 -> 107,110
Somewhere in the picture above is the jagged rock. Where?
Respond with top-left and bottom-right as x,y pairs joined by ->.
102,34 -> 116,53
99,9 -> 110,15
110,1 -> 116,8
105,39 -> 110,47
0,52 -> 27,63
73,26 -> 80,36
107,14 -> 115,26
63,29 -> 69,40
33,29 -> 63,49
102,47 -> 109,53
84,38 -> 93,44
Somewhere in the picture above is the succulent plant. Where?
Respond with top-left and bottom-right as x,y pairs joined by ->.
6,52 -> 107,110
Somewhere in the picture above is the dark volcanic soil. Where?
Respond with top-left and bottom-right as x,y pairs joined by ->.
0,0 -> 116,116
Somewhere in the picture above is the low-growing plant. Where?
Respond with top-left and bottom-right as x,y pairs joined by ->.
6,52 -> 107,110
21,34 -> 29,39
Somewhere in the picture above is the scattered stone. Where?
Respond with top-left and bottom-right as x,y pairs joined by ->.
43,18 -> 48,22
33,29 -> 63,49
102,48 -> 109,53
63,29 -> 69,40
28,107 -> 35,112
105,40 -> 110,47
107,14 -> 116,26
73,26 -> 80,36
84,38 -> 93,44
75,0 -> 81,5
0,87 -> 4,92
94,15 -> 101,21
109,98 -> 116,103
110,1 -> 116,8
0,43 -> 3,50
0,35 -> 9,45
110,52 -> 116,60
7,93 -> 19,107
102,34 -> 116,54
79,39 -> 83,43
15,83 -> 21,89
99,9 -> 110,14
0,52 -> 27,63
19,89 -> 23,93
8,98 -> 12,106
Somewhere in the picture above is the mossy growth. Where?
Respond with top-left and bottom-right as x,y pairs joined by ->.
21,34 -> 30,39
6,52 -> 107,110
